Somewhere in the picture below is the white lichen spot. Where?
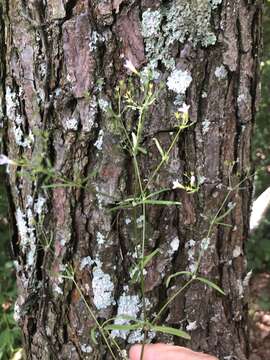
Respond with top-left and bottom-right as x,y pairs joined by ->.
142,9 -> 162,37
92,263 -> 115,310
97,231 -> 105,245
237,279 -> 244,298
200,237 -> 210,251
16,208 -> 35,253
140,63 -> 161,84
228,202 -> 236,210
34,195 -> 46,215
169,237 -> 180,255
98,98 -> 110,112
111,293 -> 141,340
125,218 -> 132,225
27,247 -> 36,267
55,88 -> 62,97
64,118 -> 78,131
128,329 -> 144,344
214,65 -> 227,80
80,344 -> 93,353
13,301 -> 21,322
237,93 -> 246,105
89,31 -> 105,52
136,215 -> 144,228
167,69 -> 192,94
40,63 -> 47,77
5,87 -> 35,148
233,246 -> 242,258
202,91 -> 208,98
94,129 -> 104,151
197,175 -> 206,185
209,0 -> 223,9
80,256 -> 93,270
53,283 -> 63,295
186,320 -> 198,331
202,118 -> 210,134
26,195 -> 33,207
185,239 -> 196,273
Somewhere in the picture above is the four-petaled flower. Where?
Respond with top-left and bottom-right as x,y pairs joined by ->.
172,180 -> 185,190
0,154 -> 16,166
124,59 -> 139,75
178,102 -> 190,114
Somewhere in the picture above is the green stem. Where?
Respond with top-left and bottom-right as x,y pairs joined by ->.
72,278 -> 117,360
144,125 -> 183,193
194,175 -> 250,275
153,278 -> 194,324
139,202 -> 147,360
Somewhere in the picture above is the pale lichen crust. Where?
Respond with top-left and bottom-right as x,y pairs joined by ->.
142,0 -> 222,70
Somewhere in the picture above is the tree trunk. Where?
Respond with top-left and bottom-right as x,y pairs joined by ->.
1,0 -> 262,359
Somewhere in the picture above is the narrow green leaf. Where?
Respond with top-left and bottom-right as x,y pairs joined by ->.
102,315 -> 139,328
166,271 -> 192,287
214,206 -> 235,223
138,146 -> 147,155
108,204 -> 134,212
142,248 -> 161,267
131,132 -> 137,148
145,188 -> 171,199
153,138 -> 165,157
142,200 -> 181,206
215,222 -> 233,228
90,327 -> 98,345
116,315 -> 140,322
104,323 -> 141,331
196,277 -> 225,295
150,325 -> 191,340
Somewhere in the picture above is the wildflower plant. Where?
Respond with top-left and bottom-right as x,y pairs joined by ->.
1,60 -> 251,360
62,61 -> 237,359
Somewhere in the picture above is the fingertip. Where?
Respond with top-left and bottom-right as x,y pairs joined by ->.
129,344 -> 142,360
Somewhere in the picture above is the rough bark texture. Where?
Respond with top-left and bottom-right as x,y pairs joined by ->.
0,0 -> 262,359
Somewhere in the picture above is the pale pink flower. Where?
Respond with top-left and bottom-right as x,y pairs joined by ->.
172,180 -> 185,190
0,154 -> 16,165
124,59 -> 139,75
178,103 -> 190,114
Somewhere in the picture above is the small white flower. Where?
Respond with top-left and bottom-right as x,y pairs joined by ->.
190,174 -> 196,187
178,103 -> 190,114
124,59 -> 139,75
0,154 -> 16,166
172,180 -> 184,190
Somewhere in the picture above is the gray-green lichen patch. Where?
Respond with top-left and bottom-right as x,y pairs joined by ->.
141,0 -> 222,70
166,69 -> 192,94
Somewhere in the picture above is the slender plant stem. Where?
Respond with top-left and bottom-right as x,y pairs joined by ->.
139,202 -> 147,360
194,175 -> 249,275
71,277 -> 117,360
153,278 -> 194,324
143,125 -> 183,193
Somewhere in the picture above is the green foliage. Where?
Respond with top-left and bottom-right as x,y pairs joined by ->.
247,1 -> 270,272
0,171 -> 22,359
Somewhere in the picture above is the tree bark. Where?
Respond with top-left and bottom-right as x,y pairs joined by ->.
1,0 -> 262,359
